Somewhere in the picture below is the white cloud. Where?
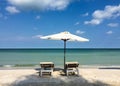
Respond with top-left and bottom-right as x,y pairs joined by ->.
0,36 -> 32,42
82,12 -> 89,16
106,30 -> 113,34
33,27 -> 38,30
6,6 -> 20,14
84,19 -> 102,25
0,13 -> 3,18
4,16 -> 8,20
117,37 -> 120,39
12,36 -> 32,41
74,22 -> 80,25
76,30 -> 85,34
36,15 -> 40,20
0,13 -> 8,20
7,0 -> 72,11
85,4 -> 120,25
107,23 -> 119,27
32,35 -> 43,38
16,36 -> 26,41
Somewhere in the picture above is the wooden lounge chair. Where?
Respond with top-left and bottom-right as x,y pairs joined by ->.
40,62 -> 54,77
65,62 -> 79,76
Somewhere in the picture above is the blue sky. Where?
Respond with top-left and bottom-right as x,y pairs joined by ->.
0,0 -> 120,48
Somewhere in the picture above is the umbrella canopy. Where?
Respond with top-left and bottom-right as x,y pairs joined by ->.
40,31 -> 89,70
41,31 -> 89,42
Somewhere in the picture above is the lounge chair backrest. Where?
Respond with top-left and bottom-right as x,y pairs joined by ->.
40,64 -> 54,68
66,64 -> 79,68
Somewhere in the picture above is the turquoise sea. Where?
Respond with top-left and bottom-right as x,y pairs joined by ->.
0,48 -> 120,67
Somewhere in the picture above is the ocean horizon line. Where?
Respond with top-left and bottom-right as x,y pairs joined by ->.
0,48 -> 120,50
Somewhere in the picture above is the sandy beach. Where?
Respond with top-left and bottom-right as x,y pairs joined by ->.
0,67 -> 120,86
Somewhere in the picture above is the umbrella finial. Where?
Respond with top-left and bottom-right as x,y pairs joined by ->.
62,31 -> 70,34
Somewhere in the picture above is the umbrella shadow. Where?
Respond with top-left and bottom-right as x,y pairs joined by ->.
5,68 -> 110,86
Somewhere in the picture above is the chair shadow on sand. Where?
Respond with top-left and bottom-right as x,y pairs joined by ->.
6,68 -> 110,86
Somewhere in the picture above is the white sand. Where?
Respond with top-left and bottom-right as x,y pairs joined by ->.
0,68 -> 120,86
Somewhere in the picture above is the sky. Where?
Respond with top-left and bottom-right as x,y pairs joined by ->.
0,0 -> 120,48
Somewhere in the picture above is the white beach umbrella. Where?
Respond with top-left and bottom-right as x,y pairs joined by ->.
40,31 -> 89,70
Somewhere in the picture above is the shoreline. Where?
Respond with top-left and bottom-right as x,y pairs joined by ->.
0,64 -> 120,69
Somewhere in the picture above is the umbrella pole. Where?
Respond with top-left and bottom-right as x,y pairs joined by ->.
64,40 -> 66,71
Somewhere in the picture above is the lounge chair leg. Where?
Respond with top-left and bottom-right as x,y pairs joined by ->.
76,68 -> 79,76
66,71 -> 68,76
39,71 -> 40,76
41,71 -> 42,77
